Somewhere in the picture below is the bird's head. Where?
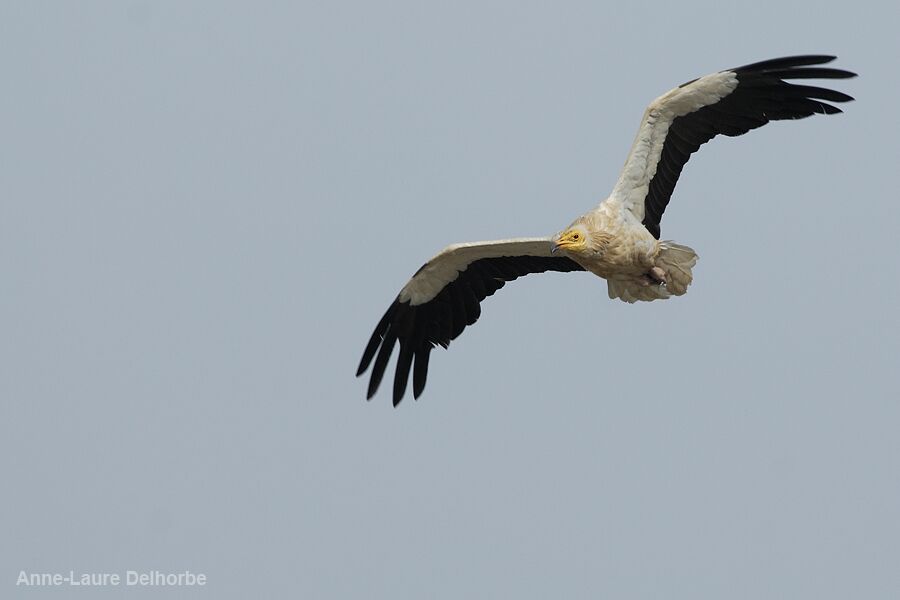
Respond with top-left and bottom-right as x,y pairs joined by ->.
551,222 -> 591,256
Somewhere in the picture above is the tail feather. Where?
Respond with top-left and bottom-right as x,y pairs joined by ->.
656,241 -> 698,296
606,241 -> 698,303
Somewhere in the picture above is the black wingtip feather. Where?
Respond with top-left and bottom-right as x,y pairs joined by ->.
367,327 -> 397,400
762,67 -> 857,80
392,342 -> 414,406
357,307 -> 393,377
412,347 -> 430,399
733,55 -> 837,73
780,84 -> 855,103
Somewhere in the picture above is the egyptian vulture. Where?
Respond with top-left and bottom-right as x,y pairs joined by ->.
358,55 -> 855,405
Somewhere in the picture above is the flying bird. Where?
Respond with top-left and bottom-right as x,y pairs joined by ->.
357,55 -> 855,405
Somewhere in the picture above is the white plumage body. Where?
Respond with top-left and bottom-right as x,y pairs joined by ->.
556,200 -> 698,303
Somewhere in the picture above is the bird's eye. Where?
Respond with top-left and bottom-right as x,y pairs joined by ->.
572,234 -> 580,240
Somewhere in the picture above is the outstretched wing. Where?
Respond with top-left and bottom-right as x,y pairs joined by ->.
357,238 -> 585,405
610,55 -> 856,238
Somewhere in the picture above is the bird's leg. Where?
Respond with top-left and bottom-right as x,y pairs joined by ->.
646,266 -> 667,286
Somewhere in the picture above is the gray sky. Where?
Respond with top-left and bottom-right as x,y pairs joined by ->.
2,1 -> 899,598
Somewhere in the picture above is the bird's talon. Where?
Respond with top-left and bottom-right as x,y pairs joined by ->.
648,266 -> 667,285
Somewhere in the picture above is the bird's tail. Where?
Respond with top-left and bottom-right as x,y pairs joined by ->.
607,241 -> 698,303
656,241 -> 698,296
